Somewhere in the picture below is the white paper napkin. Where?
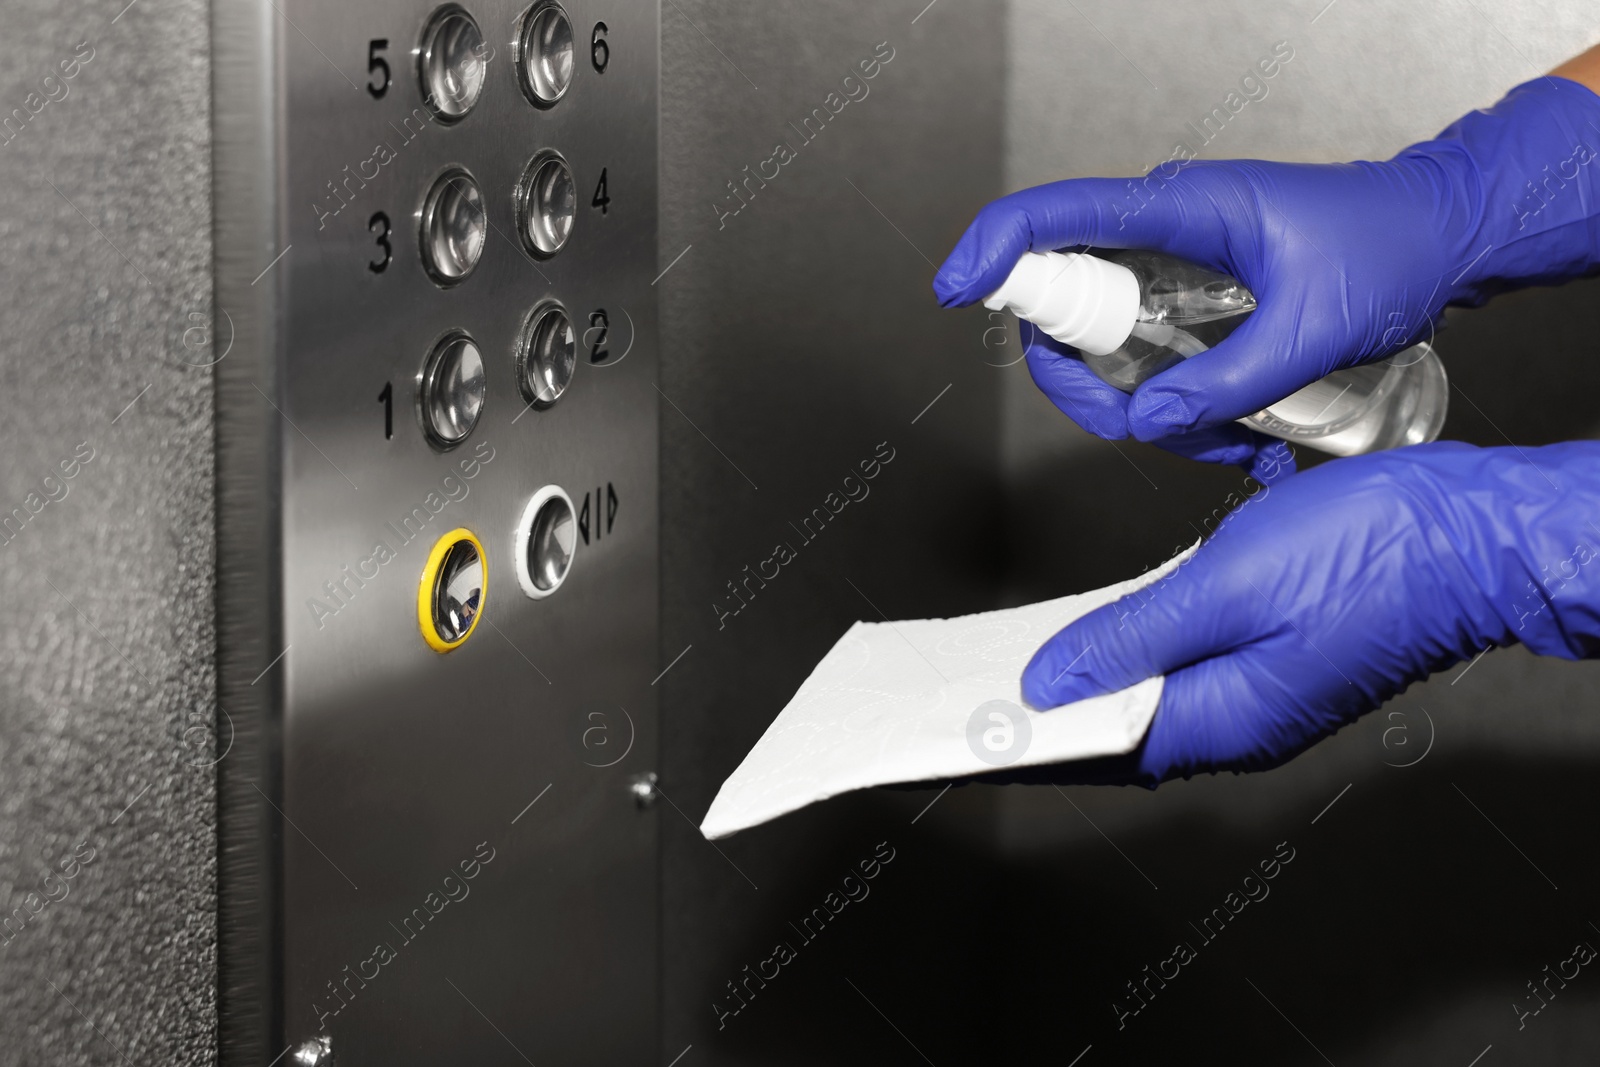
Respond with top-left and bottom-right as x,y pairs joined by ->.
700,548 -> 1195,839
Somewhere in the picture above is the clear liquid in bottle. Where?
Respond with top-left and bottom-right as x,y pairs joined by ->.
989,248 -> 1448,457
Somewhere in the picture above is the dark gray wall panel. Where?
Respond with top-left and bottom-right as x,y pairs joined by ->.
659,2 -> 1007,1062
0,0 -> 217,1064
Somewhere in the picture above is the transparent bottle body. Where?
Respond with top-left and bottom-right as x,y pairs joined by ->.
1084,250 -> 1448,457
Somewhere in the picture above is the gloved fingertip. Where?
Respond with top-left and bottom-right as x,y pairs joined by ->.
1053,398 -> 1130,442
1226,446 -> 1260,466
1024,346 -> 1136,441
1021,655 -> 1101,711
1246,440 -> 1298,485
933,237 -> 998,307
1203,442 -> 1257,467
1129,699 -> 1181,786
1019,673 -> 1059,711
931,263 -> 978,307
1127,389 -> 1196,439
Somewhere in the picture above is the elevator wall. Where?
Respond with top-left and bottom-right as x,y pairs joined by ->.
0,0 -> 218,1064
657,1 -> 1008,1063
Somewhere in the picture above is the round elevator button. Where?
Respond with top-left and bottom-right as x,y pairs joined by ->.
514,486 -> 577,599
419,528 -> 486,652
516,152 -> 575,258
516,1 -> 575,107
515,302 -> 575,409
418,5 -> 487,121
419,168 -> 486,285
419,331 -> 485,448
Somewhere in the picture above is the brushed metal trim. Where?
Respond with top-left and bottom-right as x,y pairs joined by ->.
212,0 -> 287,1061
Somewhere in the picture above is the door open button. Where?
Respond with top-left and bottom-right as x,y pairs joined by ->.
514,486 -> 576,599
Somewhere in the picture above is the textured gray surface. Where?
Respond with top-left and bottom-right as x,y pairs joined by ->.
658,1 -> 1007,1062
0,0 -> 217,1064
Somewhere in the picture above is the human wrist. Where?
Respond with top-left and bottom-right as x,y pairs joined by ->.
1550,47 -> 1600,97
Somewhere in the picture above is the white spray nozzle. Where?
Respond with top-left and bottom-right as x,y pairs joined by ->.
983,250 -> 1140,357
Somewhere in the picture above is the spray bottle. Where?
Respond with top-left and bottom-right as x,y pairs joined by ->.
984,249 -> 1447,456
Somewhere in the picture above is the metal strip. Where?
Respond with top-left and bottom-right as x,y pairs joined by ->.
212,0 -> 287,1062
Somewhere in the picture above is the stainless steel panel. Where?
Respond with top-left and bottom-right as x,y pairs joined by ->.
221,0 -> 658,1061
654,3 -> 1009,1064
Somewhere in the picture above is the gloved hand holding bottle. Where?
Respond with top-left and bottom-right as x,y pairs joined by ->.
934,74 -> 1600,473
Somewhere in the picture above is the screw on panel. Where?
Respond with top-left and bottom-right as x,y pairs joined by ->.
290,1035 -> 334,1066
630,772 -> 659,808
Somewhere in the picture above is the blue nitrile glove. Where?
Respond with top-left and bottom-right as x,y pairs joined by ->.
1022,331 -> 1297,485
1020,441 -> 1600,785
935,77 -> 1600,460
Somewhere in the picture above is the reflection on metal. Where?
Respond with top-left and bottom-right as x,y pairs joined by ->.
516,1 -> 576,107
516,151 -> 577,257
417,5 -> 488,121
288,1035 -> 334,1067
629,771 -> 659,808
514,485 -> 576,599
418,330 -> 487,447
418,167 -> 487,284
515,301 -> 576,407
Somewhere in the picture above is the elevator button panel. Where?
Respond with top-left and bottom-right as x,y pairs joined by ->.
220,0 -> 662,1060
